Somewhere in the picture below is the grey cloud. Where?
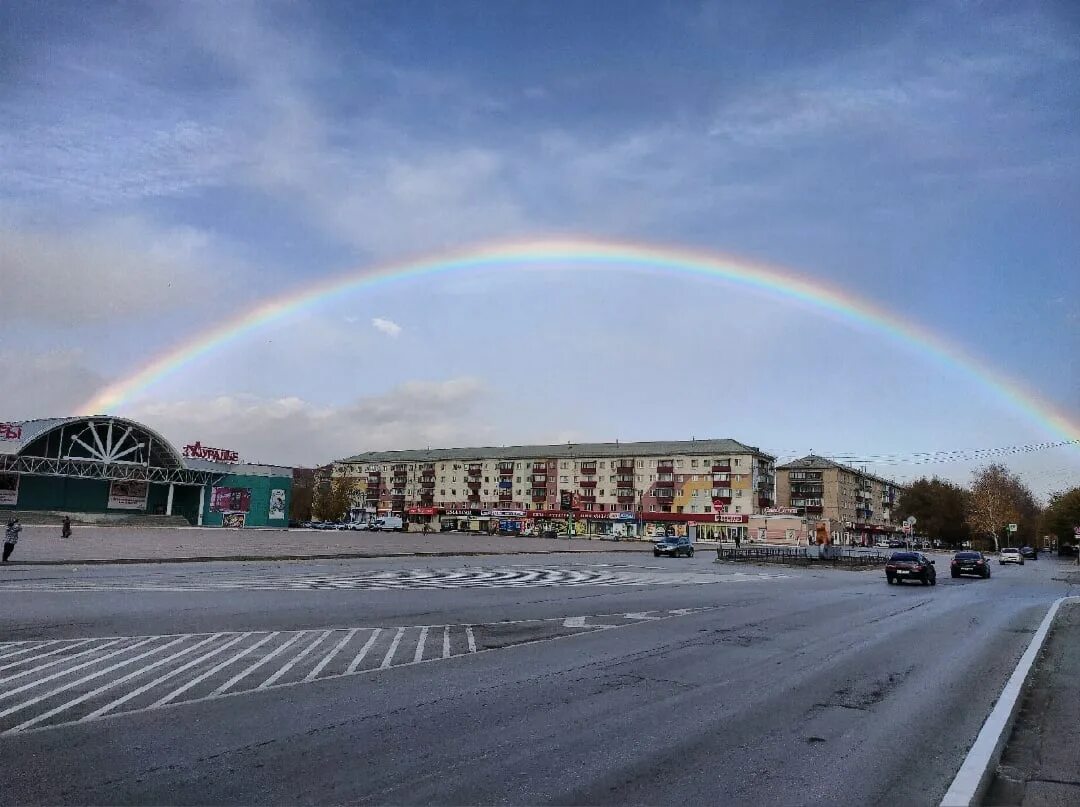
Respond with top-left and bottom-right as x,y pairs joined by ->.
0,350 -> 106,419
128,377 -> 491,466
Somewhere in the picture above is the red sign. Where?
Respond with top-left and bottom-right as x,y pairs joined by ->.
407,507 -> 437,516
210,487 -> 252,513
0,423 -> 22,441
183,441 -> 240,463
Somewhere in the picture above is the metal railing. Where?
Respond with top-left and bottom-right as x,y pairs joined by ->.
716,546 -> 890,568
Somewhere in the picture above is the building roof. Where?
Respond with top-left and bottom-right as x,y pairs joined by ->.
0,418 -> 86,456
340,438 -> 772,464
183,458 -> 293,478
776,454 -> 901,487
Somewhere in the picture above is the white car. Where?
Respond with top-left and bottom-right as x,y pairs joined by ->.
999,547 -> 1025,566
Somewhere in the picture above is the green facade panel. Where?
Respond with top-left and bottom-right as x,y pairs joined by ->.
201,473 -> 291,528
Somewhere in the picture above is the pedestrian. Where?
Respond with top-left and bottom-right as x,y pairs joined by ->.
3,517 -> 21,562
61,516 -> 72,539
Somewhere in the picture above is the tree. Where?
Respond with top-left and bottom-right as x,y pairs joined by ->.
313,477 -> 352,522
966,464 -> 1038,551
892,477 -> 971,548
1040,487 -> 1080,550
289,479 -> 314,523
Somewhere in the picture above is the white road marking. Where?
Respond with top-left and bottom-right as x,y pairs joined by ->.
84,633 -> 252,720
465,626 -> 477,653
0,637 -> 184,724
623,612 -> 661,621
414,627 -> 428,664
346,629 -> 381,673
0,638 -> 152,702
0,640 -> 77,670
305,628 -> 358,683
380,628 -> 406,669
442,626 -> 451,659
941,595 -> 1080,807
563,616 -> 588,628
6,635 -> 222,734
152,632 -> 279,707
212,631 -> 309,695
259,630 -> 334,689
0,640 -> 119,685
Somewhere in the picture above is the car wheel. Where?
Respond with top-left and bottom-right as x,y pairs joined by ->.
887,577 -> 894,584
922,577 -> 929,586
951,572 -> 959,578
653,551 -> 660,557
930,575 -> 936,586
688,548 -> 694,557
1020,560 -> 1024,565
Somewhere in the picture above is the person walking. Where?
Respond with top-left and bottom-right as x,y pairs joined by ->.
3,517 -> 21,562
61,516 -> 72,539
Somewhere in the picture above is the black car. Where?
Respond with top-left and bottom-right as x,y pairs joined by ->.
654,536 -> 694,558
951,550 -> 991,579
886,551 -> 936,585
1019,546 -> 1038,560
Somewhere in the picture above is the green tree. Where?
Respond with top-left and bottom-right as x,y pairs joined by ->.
313,477 -> 351,522
966,464 -> 1039,551
1040,487 -> 1080,550
892,477 -> 971,548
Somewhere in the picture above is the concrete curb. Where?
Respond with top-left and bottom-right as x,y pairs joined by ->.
1,547 -> 651,567
940,595 -> 1080,807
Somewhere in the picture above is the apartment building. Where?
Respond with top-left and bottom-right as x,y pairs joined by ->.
326,439 -> 776,539
775,455 -> 902,544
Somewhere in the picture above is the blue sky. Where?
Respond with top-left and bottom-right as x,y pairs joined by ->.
1,0 -> 1077,494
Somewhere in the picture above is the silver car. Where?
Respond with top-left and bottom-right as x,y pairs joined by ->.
999,547 -> 1024,566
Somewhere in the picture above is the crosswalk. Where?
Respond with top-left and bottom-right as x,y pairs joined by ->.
0,607 -> 715,735
0,566 -> 789,593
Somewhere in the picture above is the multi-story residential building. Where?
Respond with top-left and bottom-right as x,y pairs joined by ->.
328,439 -> 776,539
775,455 -> 902,544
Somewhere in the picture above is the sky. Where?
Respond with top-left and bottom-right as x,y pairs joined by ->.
1,0 -> 1078,496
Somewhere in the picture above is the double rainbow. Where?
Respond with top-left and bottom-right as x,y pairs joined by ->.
77,237 -> 1080,444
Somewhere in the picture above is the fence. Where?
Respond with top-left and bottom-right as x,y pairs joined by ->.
716,546 -> 890,568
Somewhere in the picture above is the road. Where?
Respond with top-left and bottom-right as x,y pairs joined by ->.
0,550 -> 1076,805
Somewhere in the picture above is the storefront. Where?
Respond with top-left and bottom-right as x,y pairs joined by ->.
405,506 -> 438,531
0,416 -> 292,528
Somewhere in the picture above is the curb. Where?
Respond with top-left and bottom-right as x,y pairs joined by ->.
940,595 -> 1080,807
1,547 -> 652,567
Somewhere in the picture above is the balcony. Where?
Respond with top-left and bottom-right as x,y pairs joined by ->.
758,497 -> 773,508
467,479 -> 482,489
532,494 -> 547,503
657,463 -> 674,473
531,475 -> 547,484
654,489 -> 674,499
654,478 -> 675,488
467,494 -> 481,503
616,463 -> 635,473
712,477 -> 731,487
420,479 -> 435,488
498,492 -> 513,501
577,494 -> 596,503
579,466 -> 597,475
531,464 -> 547,473
712,463 -> 731,473
499,467 -> 514,476
805,505 -> 824,514
579,479 -> 597,488
617,495 -> 636,504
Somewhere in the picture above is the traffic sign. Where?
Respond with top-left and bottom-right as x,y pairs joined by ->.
902,524 -> 912,535
1073,525 -> 1080,536
905,516 -> 917,526
1008,523 -> 1017,533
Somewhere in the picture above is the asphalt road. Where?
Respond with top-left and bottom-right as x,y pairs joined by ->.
1,550 -> 1076,806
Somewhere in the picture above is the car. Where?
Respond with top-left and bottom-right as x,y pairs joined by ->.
874,539 -> 891,548
951,551 -> 991,579
999,547 -> 1024,565
1019,545 -> 1038,560
654,536 -> 694,558
886,551 -> 936,585
888,539 -> 905,549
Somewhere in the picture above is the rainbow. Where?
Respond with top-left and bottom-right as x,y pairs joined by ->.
77,237 -> 1080,443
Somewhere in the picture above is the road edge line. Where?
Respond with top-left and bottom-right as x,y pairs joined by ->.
940,595 -> 1080,807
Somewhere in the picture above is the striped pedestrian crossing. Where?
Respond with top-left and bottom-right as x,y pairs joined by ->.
0,607 -> 714,735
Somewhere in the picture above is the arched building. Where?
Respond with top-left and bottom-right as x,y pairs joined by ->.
0,416 -> 292,528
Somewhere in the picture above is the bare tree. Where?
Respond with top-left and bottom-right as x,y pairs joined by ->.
966,464 -> 1030,552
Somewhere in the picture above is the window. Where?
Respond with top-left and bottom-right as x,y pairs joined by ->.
734,458 -> 741,466
690,505 -> 697,513
599,461 -> 605,468
440,476 -> 445,482
609,475 -> 616,482
735,506 -> 741,513
485,477 -> 490,482
452,476 -> 457,482
560,462 -> 568,469
599,490 -> 605,496
676,506 -> 684,513
691,459 -> 698,467
560,476 -> 568,483
649,505 -> 657,512
636,460 -> 643,467
440,490 -> 445,496
451,490 -> 457,496
516,477 -> 521,483
736,489 -> 742,497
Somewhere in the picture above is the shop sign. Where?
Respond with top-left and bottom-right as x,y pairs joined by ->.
0,423 -> 22,441
763,507 -> 799,515
491,509 -> 525,517
211,487 -> 252,513
407,507 -> 438,516
714,514 -> 749,523
183,441 -> 240,463
0,472 -> 19,506
108,480 -> 148,510
614,511 -> 636,520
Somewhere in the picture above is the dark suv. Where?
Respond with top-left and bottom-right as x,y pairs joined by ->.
886,551 -> 936,585
951,551 -> 991,579
654,536 -> 694,558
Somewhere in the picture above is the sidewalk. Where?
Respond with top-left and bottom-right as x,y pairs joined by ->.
0,525 -> 652,565
985,602 -> 1080,806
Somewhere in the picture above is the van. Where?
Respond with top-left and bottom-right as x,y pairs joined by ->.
371,516 -> 404,532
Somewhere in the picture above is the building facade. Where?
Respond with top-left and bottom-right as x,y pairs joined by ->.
323,439 -> 776,539
775,455 -> 902,544
0,416 -> 292,528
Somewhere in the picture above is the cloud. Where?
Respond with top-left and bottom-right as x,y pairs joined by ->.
371,317 -> 403,338
0,216 -> 236,323
0,349 -> 106,419
128,377 -> 490,466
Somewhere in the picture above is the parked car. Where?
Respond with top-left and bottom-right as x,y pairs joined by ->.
999,547 -> 1024,565
371,516 -> 404,532
886,551 -> 936,585
1019,545 -> 1038,560
951,551 -> 991,579
654,536 -> 694,558
888,539 -> 905,549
